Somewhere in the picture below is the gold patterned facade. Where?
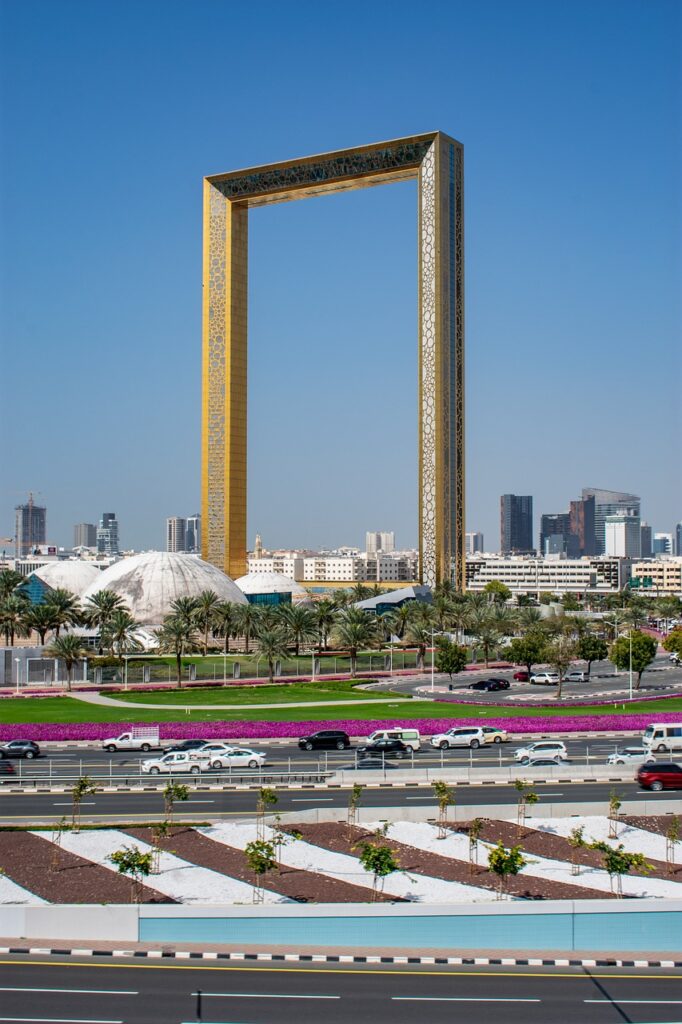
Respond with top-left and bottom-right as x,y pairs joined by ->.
202,132 -> 464,588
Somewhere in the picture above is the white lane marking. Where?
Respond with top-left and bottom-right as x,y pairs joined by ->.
190,992 -> 340,999
0,989 -> 137,995
393,996 -> 541,1002
584,1000 -> 682,1005
290,798 -> 334,803
182,800 -> 215,804
541,792 -> 564,796
0,1018 -> 124,1023
52,803 -> 96,807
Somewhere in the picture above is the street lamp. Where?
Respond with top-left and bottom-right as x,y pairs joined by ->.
430,629 -> 446,692
629,628 -> 633,701
14,657 -> 21,695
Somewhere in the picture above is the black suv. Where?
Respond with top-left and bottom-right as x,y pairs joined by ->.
356,739 -> 409,759
298,730 -> 351,751
468,678 -> 509,692
0,740 -> 40,759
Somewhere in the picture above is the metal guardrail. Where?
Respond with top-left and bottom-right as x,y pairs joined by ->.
0,768 -> 333,789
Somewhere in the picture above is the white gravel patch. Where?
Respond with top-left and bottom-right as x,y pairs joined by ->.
524,815 -> 671,862
0,874 -> 47,905
43,828 -> 288,905
200,821 -> 509,903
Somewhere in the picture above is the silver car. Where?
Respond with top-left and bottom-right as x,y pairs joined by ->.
607,747 -> 654,766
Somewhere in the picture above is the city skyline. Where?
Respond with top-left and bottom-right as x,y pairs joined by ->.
1,3 -> 679,555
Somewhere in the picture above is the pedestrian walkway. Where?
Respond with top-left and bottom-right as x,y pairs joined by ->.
68,691 -> 426,711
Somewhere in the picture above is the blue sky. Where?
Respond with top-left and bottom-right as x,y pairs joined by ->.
1,0 -> 680,555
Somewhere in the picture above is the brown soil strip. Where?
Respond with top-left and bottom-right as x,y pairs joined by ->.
123,826 -> 394,903
0,831 -> 173,904
454,819 -> 682,881
285,822 -> 614,901
622,814 -> 681,838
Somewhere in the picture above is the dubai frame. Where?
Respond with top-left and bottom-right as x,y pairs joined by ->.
202,132 -> 464,590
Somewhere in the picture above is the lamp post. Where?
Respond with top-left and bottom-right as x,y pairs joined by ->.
14,657 -> 21,695
629,628 -> 633,701
430,629 -> 446,692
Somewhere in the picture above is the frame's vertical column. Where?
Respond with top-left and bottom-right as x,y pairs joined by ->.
418,143 -> 438,589
451,142 -> 465,592
202,183 -> 248,578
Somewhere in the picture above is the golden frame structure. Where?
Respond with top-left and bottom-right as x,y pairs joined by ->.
202,132 -> 464,589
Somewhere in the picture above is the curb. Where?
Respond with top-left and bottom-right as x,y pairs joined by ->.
1,946 -> 679,968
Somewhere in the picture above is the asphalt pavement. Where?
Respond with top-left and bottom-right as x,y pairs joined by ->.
0,956 -> 681,1024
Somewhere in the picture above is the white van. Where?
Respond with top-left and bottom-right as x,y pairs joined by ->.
366,728 -> 421,752
643,723 -> 682,754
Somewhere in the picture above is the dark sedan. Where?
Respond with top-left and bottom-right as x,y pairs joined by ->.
338,759 -> 398,771
0,740 -> 40,759
468,678 -> 509,692
0,759 -> 16,777
356,738 -> 410,759
163,740 -> 208,754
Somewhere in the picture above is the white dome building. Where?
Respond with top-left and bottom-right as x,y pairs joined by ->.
235,571 -> 312,607
80,552 -> 247,624
25,561 -> 102,600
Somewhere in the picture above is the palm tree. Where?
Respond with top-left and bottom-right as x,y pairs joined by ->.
194,589 -> 222,655
333,613 -> 377,677
431,593 -> 454,631
170,595 -> 201,623
213,601 -> 239,654
102,609 -> 142,671
517,607 -> 543,632
44,588 -> 82,637
255,628 -> 290,684
46,634 -> 85,691
0,594 -> 30,646
350,583 -> 373,603
404,621 -> 431,670
311,599 -> 337,652
22,602 -> 59,645
234,602 -> 261,654
490,605 -> 518,638
469,612 -> 501,668
83,589 -> 126,654
155,615 -> 199,687
448,600 -> 471,645
0,569 -> 23,600
331,589 -> 352,610
384,602 -> 413,641
279,604 -> 316,656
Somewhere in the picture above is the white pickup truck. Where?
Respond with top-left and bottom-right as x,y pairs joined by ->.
102,727 -> 161,753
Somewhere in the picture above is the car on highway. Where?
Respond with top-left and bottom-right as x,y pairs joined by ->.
530,672 -> 560,686
481,726 -> 509,744
366,728 -> 421,751
519,755 -> 565,767
203,747 -> 266,770
514,740 -> 568,762
636,762 -> 682,791
140,752 -> 206,775
669,653 -> 681,665
298,730 -> 351,751
607,747 -> 655,765
356,739 -> 410,759
0,759 -> 16,778
642,723 -> 682,755
431,727 -> 486,750
163,740 -> 208,754
338,759 -> 398,771
0,740 -> 40,759
513,670 -> 530,681
468,678 -> 509,692
564,670 -> 589,683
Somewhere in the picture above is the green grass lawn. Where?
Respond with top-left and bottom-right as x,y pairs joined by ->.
113,680 -> 398,705
2,695 -> 681,724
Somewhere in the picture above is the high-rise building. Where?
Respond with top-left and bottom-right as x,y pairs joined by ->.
166,517 -> 187,552
569,495 -> 596,556
676,522 -> 682,557
74,523 -> 97,548
582,488 -> 640,555
539,513 -> 576,556
14,495 -> 47,557
605,515 -> 641,557
365,531 -> 395,554
97,512 -> 119,555
186,514 -> 201,553
653,532 -> 673,556
500,495 -> 533,555
465,531 -> 484,555
640,522 -> 653,559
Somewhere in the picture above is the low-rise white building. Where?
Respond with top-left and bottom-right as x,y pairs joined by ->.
246,555 -> 305,581
630,558 -> 682,596
465,555 -> 630,596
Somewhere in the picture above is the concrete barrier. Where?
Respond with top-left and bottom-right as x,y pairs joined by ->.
332,764 -> 635,785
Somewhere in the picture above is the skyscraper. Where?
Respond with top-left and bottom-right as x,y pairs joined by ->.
15,495 -> 46,556
465,531 -> 484,555
676,522 -> 682,557
569,495 -> 596,556
605,515 -> 641,557
539,512 -> 575,556
186,514 -> 201,553
166,517 -> 187,552
582,489 -> 640,555
653,533 -> 673,555
500,495 -> 533,555
365,531 -> 395,554
640,522 -> 653,559
74,523 -> 97,548
97,513 -> 119,555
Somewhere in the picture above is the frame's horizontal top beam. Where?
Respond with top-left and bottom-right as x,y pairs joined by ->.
206,131 -> 459,206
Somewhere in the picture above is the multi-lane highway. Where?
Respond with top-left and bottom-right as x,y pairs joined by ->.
0,956 -> 681,1024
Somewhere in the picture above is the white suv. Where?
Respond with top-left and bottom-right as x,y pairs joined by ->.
514,740 -> 568,763
530,672 -> 560,685
564,670 -> 589,683
431,727 -> 486,750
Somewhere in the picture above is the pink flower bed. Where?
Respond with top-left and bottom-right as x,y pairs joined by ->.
1,711 -> 680,742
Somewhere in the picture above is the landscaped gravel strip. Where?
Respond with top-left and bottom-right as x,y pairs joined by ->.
199,821 -> 505,902
0,873 -> 47,905
622,814 -> 681,838
288,821 -> 615,901
51,827 -> 286,904
526,815 -> 673,861
0,831 -> 171,905
122,826 -> 393,903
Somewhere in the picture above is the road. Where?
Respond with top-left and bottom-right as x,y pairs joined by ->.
0,956 -> 681,1023
0,779 -> 657,824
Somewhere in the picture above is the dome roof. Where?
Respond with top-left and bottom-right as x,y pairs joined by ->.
80,552 -> 247,624
30,561 -> 102,597
235,572 -> 311,605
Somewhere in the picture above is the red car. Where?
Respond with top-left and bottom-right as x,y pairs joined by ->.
636,763 -> 682,791
513,670 -> 530,682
